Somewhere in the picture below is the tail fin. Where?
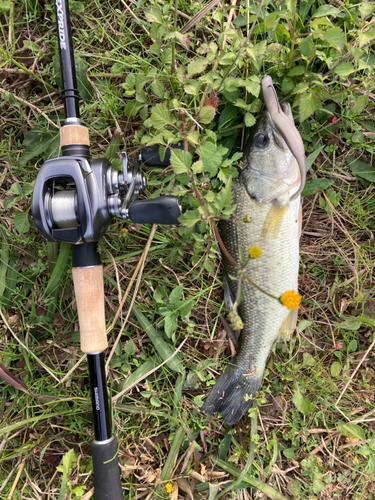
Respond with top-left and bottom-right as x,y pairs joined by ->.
201,362 -> 265,426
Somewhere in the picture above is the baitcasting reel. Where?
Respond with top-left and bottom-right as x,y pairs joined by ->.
32,145 -> 182,244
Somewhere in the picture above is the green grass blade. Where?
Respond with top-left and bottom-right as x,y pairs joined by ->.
159,427 -> 186,483
216,459 -> 288,500
0,238 -> 9,296
44,242 -> 71,297
131,303 -> 184,373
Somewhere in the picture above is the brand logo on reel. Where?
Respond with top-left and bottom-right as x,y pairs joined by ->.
55,0 -> 66,49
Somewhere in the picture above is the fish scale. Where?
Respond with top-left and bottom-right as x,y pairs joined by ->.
201,104 -> 301,425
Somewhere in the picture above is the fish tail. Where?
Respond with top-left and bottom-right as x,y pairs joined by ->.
201,361 -> 265,426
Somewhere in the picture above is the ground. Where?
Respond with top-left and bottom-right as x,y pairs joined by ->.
0,1 -> 375,499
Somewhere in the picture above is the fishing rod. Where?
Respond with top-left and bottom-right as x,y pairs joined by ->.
31,0 -> 181,497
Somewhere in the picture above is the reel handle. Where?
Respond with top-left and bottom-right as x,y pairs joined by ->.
128,196 -> 181,225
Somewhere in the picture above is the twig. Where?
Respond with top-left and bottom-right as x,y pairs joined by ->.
58,354 -> 86,385
0,308 -> 60,383
0,87 -> 59,129
112,337 -> 187,404
105,225 -> 157,374
335,337 -> 375,405
120,0 -> 150,36
7,459 -> 25,499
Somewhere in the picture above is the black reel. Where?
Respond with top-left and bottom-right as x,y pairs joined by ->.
32,146 -> 182,244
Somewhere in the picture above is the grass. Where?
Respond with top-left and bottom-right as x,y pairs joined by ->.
1,0 -> 375,498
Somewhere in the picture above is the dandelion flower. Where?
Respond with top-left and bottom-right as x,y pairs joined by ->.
120,228 -> 128,233
280,290 -> 301,309
165,483 -> 173,494
248,246 -> 261,259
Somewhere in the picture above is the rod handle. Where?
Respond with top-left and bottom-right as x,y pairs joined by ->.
128,196 -> 181,225
91,436 -> 123,500
72,266 -> 108,354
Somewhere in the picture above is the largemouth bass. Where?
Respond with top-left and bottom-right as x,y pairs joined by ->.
201,103 -> 302,426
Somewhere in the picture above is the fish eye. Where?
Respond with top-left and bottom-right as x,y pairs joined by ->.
255,134 -> 269,148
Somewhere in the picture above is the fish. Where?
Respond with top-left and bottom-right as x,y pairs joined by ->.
201,100 -> 303,426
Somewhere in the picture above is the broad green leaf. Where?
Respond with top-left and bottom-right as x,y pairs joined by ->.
299,35 -> 315,58
164,312 -> 178,338
75,55 -> 93,103
8,182 -> 21,195
151,80 -> 165,99
312,5 -> 341,18
150,104 -> 173,130
337,317 -> 361,330
245,113 -> 256,127
184,80 -> 200,96
124,340 -> 136,356
244,75 -> 260,97
150,396 -> 161,407
104,132 -> 121,161
187,58 -> 208,78
351,95 -> 368,115
198,142 -> 223,175
302,352 -> 316,367
218,104 -> 240,130
23,40 -> 40,52
330,360 -> 342,377
44,243 -> 71,297
208,484 -> 220,500
178,210 -> 201,228
319,27 -> 345,50
287,65 -> 306,76
170,149 -> 192,174
62,448 -> 76,476
20,129 -> 59,167
302,179 -> 333,196
215,179 -> 232,211
135,73 -> 149,93
347,339 -> 357,354
360,121 -> 375,133
285,0 -> 295,14
359,29 -> 375,48
359,2 -> 374,19
306,145 -> 325,172
346,157 -> 375,183
299,92 -> 319,122
145,7 -> 163,24
292,388 -> 312,416
199,106 -> 216,124
169,284 -> 184,303
297,320 -> 312,331
13,211 -> 30,234
0,0 -> 11,13
340,423 -> 366,441
334,62 -> 355,78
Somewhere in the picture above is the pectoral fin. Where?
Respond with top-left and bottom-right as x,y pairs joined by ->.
277,307 -> 298,342
261,203 -> 287,240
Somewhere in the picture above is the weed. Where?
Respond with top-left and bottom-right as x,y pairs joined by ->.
0,0 -> 375,498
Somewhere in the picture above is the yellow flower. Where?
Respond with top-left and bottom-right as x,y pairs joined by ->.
165,483 -> 173,494
248,246 -> 261,259
120,228 -> 128,233
280,290 -> 301,309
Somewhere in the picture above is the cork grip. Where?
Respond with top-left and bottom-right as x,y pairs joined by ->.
72,266 -> 108,354
60,125 -> 90,146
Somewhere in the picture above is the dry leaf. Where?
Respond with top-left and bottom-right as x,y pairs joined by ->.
0,363 -> 28,391
205,90 -> 219,109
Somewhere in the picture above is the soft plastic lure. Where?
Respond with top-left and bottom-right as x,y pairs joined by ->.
261,75 -> 306,200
